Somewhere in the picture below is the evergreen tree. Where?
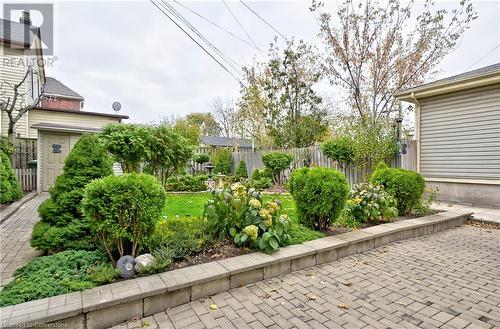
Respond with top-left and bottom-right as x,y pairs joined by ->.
31,134 -> 113,253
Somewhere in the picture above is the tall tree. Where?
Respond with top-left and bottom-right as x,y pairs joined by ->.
184,112 -> 222,136
211,97 -> 239,137
311,0 -> 476,123
239,39 -> 329,148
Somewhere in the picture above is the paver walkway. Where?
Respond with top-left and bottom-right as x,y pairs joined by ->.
0,193 -> 48,287
113,225 -> 500,329
432,203 -> 500,225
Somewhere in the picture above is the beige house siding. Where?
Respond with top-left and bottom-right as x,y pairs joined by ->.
28,109 -> 120,139
0,46 -> 29,138
419,84 -> 500,182
1,37 -> 45,139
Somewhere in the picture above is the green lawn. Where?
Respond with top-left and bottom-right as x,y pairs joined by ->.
163,192 -> 323,244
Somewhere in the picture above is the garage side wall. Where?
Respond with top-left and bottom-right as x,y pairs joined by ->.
419,84 -> 500,207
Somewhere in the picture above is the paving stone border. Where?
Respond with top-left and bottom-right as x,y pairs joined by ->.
0,210 -> 472,329
0,192 -> 38,224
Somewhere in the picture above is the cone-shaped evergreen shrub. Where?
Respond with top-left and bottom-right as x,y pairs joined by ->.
0,138 -> 22,204
31,134 -> 113,253
235,160 -> 248,179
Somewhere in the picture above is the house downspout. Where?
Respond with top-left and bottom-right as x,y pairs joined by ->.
411,92 -> 421,173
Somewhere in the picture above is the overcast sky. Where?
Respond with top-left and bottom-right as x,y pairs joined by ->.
31,0 -> 500,123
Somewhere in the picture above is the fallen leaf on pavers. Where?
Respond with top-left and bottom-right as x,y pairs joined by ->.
209,304 -> 218,310
306,294 -> 317,301
141,320 -> 150,327
337,303 -> 350,310
341,282 -> 353,287
269,288 -> 279,293
264,294 -> 271,299
306,272 -> 316,278
362,261 -> 369,265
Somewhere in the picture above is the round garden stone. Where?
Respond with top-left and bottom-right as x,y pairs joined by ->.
117,255 -> 136,278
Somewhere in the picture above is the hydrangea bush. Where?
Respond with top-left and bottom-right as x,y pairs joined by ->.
344,183 -> 398,224
204,183 -> 291,254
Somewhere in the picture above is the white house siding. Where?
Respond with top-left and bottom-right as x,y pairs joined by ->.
0,45 -> 30,138
419,84 -> 500,181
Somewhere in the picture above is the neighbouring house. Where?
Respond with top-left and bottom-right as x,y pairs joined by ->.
41,77 -> 84,110
201,135 -> 254,150
1,12 -> 128,192
395,63 -> 500,208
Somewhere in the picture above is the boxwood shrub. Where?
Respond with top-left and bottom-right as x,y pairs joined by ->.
82,173 -> 166,263
371,162 -> 425,214
165,174 -> 207,192
289,167 -> 349,231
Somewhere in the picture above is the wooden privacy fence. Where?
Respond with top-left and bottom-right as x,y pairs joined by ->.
13,139 -> 37,169
12,139 -> 37,191
231,140 -> 417,186
15,168 -> 37,192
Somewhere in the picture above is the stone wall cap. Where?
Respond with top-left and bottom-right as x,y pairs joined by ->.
159,261 -> 229,291
218,252 -> 275,275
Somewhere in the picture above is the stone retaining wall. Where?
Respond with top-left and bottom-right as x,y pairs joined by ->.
0,210 -> 472,329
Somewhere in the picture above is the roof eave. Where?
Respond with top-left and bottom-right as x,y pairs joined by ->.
43,92 -> 84,101
395,71 -> 500,103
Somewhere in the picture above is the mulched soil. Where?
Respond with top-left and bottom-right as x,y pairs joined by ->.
170,240 -> 252,270
162,210 -> 442,271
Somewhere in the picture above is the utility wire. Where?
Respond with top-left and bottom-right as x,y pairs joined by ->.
240,0 -> 289,42
159,0 -> 242,74
173,0 -> 262,52
464,44 -> 500,72
151,0 -> 243,85
222,0 -> 261,51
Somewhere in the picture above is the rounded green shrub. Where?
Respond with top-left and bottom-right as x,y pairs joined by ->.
262,152 -> 294,184
193,153 -> 209,164
321,136 -> 354,167
32,134 -> 113,253
82,173 -> 166,263
100,124 -> 148,173
235,160 -> 248,179
288,167 -> 349,231
371,162 -> 425,214
165,174 -> 207,192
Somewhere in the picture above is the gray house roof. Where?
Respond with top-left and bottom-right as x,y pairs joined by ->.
0,18 -> 37,47
43,77 -> 84,100
201,136 -> 253,149
395,63 -> 500,98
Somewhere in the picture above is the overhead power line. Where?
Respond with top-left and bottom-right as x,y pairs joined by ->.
464,44 -> 500,72
240,0 -> 289,42
172,0 -> 262,52
223,0 -> 261,51
158,0 -> 242,74
151,0 -> 243,85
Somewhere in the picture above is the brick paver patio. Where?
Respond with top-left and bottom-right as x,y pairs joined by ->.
112,225 -> 499,329
0,193 -> 48,287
